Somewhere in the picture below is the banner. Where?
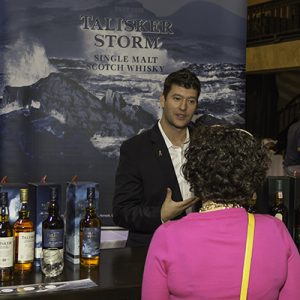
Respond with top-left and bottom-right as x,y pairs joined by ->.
0,0 -> 247,225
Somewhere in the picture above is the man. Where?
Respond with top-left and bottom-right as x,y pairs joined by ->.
284,117 -> 300,176
113,69 -> 200,247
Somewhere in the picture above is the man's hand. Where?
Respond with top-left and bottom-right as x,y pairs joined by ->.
160,188 -> 199,223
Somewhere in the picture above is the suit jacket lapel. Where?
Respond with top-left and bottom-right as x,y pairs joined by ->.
149,123 -> 183,201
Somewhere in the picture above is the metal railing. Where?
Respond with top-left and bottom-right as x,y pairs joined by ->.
247,0 -> 300,46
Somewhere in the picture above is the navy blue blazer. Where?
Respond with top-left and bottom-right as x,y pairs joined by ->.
113,122 -> 187,247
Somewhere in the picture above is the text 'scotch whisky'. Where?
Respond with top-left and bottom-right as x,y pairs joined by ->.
80,187 -> 101,267
0,192 -> 14,282
13,188 -> 35,272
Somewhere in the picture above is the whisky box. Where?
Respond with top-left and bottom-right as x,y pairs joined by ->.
0,182 -> 28,224
65,181 -> 100,264
28,183 -> 63,262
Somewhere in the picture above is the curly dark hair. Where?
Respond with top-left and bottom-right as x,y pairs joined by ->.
182,125 -> 270,204
163,68 -> 201,99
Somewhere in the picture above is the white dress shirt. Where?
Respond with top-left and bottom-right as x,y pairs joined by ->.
158,121 -> 193,213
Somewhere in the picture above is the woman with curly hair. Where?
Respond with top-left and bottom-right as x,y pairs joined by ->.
142,125 -> 300,300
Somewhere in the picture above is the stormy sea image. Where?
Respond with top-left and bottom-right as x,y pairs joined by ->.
0,0 -> 246,225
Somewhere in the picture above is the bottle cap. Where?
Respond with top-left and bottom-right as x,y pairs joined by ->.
20,188 -> 29,202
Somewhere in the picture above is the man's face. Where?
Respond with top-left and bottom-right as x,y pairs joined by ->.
160,84 -> 198,129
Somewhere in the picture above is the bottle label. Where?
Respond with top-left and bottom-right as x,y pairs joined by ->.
18,231 -> 35,262
43,229 -> 64,248
275,213 -> 283,221
81,227 -> 100,258
41,248 -> 64,265
0,237 -> 14,268
41,248 -> 64,277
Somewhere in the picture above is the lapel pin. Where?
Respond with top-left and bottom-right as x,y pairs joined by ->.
159,150 -> 163,157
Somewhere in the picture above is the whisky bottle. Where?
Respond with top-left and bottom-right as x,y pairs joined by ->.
80,187 -> 101,267
0,192 -> 14,282
41,187 -> 64,277
271,181 -> 288,226
13,188 -> 35,272
246,192 -> 257,213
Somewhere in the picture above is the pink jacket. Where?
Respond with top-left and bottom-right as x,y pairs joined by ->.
142,208 -> 300,300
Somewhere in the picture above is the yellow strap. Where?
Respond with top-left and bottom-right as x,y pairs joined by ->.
240,213 -> 255,300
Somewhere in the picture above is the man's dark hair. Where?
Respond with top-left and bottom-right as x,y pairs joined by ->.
182,125 -> 270,204
163,68 -> 201,99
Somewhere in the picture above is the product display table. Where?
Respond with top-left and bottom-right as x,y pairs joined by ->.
0,247 -> 147,300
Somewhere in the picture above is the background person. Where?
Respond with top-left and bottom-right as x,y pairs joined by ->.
142,125 -> 300,300
113,68 -> 200,247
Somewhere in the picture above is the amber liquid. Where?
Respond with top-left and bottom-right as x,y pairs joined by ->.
13,210 -> 35,272
0,268 -> 13,282
0,212 -> 14,282
80,207 -> 101,267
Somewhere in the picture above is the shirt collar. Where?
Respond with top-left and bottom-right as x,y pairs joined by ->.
158,120 -> 189,149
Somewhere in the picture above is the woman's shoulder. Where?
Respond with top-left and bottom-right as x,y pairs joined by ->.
157,213 -> 200,233
254,213 -> 292,239
254,213 -> 284,224
254,213 -> 286,228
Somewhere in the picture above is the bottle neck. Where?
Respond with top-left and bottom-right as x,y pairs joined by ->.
48,200 -> 59,215
275,191 -> 284,205
19,201 -> 30,219
86,197 -> 96,213
0,206 -> 9,222
86,206 -> 97,216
